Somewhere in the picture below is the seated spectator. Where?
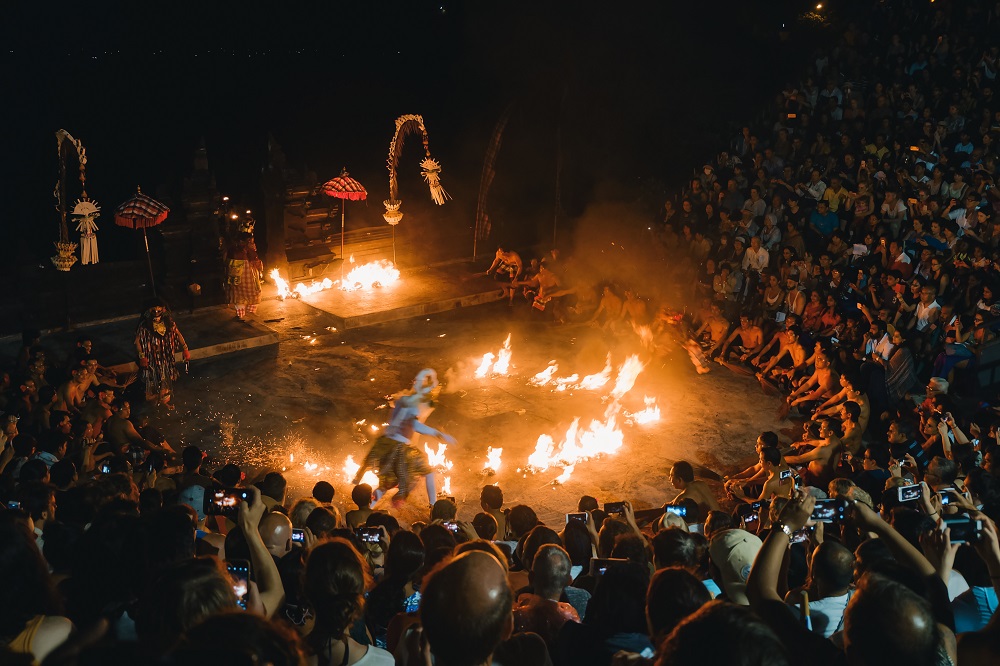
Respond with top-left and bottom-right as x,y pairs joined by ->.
708,529 -> 762,605
289,496 -> 319,529
304,539 -> 393,664
669,461 -> 721,517
472,511 -> 498,540
312,480 -> 335,505
346,483 -> 373,529
431,497 -> 458,522
481,484 -> 509,539
784,540 -> 856,638
656,600 -> 790,666
514,544 -> 580,649
366,530 -> 424,649
172,613 -> 305,666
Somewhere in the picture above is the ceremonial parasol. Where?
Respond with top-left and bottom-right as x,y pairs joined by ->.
115,187 -> 170,295
322,168 -> 367,275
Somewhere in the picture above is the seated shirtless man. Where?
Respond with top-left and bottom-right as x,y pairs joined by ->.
724,431 -> 780,498
484,246 -> 524,305
588,285 -> 625,332
531,263 -> 575,321
785,350 -> 840,413
757,325 -> 808,386
749,314 -> 800,367
730,446 -> 794,504
669,460 -> 720,517
811,370 -> 871,433
719,314 -> 764,363
52,367 -> 89,416
622,289 -> 651,327
694,302 -> 730,357
785,416 -> 841,488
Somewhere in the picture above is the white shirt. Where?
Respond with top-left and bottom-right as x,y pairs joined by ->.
915,300 -> 941,331
802,180 -> 828,201
355,645 -> 395,665
743,247 -> 770,272
790,592 -> 851,638
895,251 -> 911,265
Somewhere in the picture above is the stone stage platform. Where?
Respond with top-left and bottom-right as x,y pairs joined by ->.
278,263 -> 504,330
0,306 -> 279,374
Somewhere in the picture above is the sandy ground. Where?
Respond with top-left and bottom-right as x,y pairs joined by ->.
150,293 -> 784,526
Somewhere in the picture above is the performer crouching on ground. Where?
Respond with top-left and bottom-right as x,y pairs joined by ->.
353,369 -> 456,508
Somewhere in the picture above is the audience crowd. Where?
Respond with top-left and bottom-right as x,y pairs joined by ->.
7,1 -> 1000,665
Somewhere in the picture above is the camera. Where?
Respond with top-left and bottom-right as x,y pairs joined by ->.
208,488 -> 252,516
780,469 -> 792,481
291,528 -> 306,544
897,484 -> 922,503
810,498 -> 849,523
589,557 -> 628,577
226,559 -> 250,610
604,502 -> 627,515
943,515 -> 982,544
6,500 -> 21,510
566,512 -> 589,524
665,505 -> 688,518
356,527 -> 382,543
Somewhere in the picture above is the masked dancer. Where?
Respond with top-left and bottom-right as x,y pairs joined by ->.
134,300 -> 189,408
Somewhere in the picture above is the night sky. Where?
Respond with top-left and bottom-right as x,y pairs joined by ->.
2,0 -> 815,264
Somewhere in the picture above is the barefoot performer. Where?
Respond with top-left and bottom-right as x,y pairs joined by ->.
135,300 -> 190,408
353,369 -> 456,507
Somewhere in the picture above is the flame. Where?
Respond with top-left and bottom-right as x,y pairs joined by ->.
424,443 -> 454,471
555,465 -> 575,484
493,334 -> 512,375
611,355 -> 646,400
578,354 -> 613,390
627,396 -> 661,425
635,325 -> 654,349
341,260 -> 400,291
342,455 -> 379,488
474,353 -> 496,379
295,278 -> 335,297
484,446 -> 503,472
441,476 -> 452,495
528,435 -> 556,471
530,362 -> 559,386
554,374 -> 579,391
474,334 -> 514,378
271,268 -> 292,299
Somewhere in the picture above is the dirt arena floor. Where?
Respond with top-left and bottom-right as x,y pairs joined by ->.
154,294 -> 785,526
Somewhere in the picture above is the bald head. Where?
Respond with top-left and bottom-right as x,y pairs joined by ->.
421,551 -> 513,666
811,541 -> 855,594
845,574 -> 940,666
258,512 -> 292,558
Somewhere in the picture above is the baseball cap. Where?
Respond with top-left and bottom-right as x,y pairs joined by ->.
708,529 -> 762,605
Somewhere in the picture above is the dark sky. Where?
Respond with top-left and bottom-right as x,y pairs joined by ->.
2,0 -> 812,263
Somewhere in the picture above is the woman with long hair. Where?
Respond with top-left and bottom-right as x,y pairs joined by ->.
305,539 -> 393,665
364,531 -> 424,649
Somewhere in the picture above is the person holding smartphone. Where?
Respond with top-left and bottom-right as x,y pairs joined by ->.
730,447 -> 794,505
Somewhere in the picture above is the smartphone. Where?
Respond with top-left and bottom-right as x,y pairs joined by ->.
226,559 -> 250,610
604,502 -> 627,514
780,469 -> 792,481
6,500 -> 21,510
99,461 -> 111,474
566,512 -> 589,524
830,337 -> 840,344
744,512 -> 759,524
791,526 -> 814,544
665,505 -> 688,518
811,498 -> 849,523
749,501 -> 763,511
943,515 -> 982,544
897,484 -> 922,503
938,491 -> 952,506
207,488 -> 252,516
589,557 -> 628,577
356,527 -> 382,543
291,528 -> 306,544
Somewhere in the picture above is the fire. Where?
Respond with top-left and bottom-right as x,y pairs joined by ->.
528,435 -> 556,471
296,278 -> 334,297
342,455 -> 379,488
271,268 -> 292,299
627,396 -> 661,425
474,353 -> 496,379
493,334 -> 512,375
530,362 -> 559,386
474,334 -> 514,378
555,465 -> 575,484
441,475 -> 452,495
341,259 -> 401,291
484,446 -> 503,473
611,355 -> 645,400
424,443 -> 454,471
554,374 -> 579,391
270,267 -> 334,299
578,354 -> 613,390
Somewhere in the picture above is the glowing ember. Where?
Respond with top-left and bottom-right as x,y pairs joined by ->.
304,461 -> 318,472
493,334 -> 513,375
424,443 -> 454,471
484,446 -> 503,472
627,396 -> 661,425
578,354 -> 613,390
529,362 -> 559,386
610,355 -> 646,400
341,260 -> 400,291
474,353 -> 496,379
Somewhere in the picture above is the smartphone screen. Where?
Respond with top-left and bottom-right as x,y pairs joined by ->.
566,512 -> 589,524
291,528 -> 306,544
944,517 -> 981,544
665,505 -> 687,518
208,488 -> 252,516
779,469 -> 792,481
897,484 -> 921,503
811,498 -> 848,523
227,560 -> 250,610
356,527 -> 382,542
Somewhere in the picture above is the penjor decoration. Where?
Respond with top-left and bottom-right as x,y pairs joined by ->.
383,115 -> 450,261
52,130 -> 96,271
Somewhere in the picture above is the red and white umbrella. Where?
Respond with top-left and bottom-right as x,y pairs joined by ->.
115,187 -> 170,295
322,168 -> 367,274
